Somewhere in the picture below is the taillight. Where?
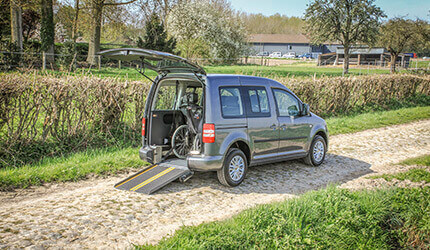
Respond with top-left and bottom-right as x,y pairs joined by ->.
142,118 -> 146,136
202,123 -> 215,143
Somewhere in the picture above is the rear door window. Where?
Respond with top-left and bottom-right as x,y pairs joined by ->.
245,87 -> 270,117
219,87 -> 244,118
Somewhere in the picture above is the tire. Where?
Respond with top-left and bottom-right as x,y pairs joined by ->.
172,125 -> 192,159
217,148 -> 248,187
303,135 -> 327,166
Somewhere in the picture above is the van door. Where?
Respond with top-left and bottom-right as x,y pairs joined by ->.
272,88 -> 310,156
239,77 -> 279,159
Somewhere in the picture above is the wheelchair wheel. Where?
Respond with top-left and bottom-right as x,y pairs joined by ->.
172,125 -> 192,159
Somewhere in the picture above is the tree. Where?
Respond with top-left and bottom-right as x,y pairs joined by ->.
41,0 -> 54,62
167,0 -> 247,63
137,12 -> 175,52
72,0 -> 80,43
86,0 -> 137,64
22,8 -> 40,43
304,0 -> 385,74
379,18 -> 429,73
10,0 -> 23,50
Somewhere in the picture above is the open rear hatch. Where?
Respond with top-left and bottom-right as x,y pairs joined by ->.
100,48 -> 204,194
99,48 -> 206,75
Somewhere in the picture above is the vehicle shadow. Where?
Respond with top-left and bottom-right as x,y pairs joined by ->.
158,153 -> 373,195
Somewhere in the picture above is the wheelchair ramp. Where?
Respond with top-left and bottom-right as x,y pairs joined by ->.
114,164 -> 191,194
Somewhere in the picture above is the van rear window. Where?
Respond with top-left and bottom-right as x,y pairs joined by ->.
219,87 -> 244,117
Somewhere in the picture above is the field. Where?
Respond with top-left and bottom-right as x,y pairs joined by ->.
45,62 -> 393,81
41,59 -> 430,81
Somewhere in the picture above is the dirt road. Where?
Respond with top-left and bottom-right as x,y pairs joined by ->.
1,120 -> 429,249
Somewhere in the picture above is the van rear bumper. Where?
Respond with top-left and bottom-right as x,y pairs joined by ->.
187,154 -> 223,171
139,146 -> 223,171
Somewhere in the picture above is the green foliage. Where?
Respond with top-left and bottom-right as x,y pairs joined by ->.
241,13 -> 304,35
326,106 -> 430,135
40,0 -> 55,53
401,155 -> 430,167
0,40 -> 21,70
0,0 -> 10,40
137,13 -> 175,53
57,41 -> 77,71
140,186 -> 430,249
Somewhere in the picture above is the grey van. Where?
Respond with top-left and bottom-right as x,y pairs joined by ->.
101,48 -> 328,189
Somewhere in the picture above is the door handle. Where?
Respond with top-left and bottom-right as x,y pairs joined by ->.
270,124 -> 277,130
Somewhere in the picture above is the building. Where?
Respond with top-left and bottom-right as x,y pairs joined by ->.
318,47 -> 411,68
248,34 -> 341,57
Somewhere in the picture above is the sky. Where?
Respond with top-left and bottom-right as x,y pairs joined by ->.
229,0 -> 430,20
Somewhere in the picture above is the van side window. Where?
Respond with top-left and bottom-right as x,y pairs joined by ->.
219,87 -> 244,117
246,87 -> 270,116
273,89 -> 300,117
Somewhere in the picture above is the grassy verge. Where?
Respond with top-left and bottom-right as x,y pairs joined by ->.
369,155 -> 430,183
0,147 -> 147,190
326,106 -> 430,135
140,186 -> 430,249
0,106 -> 429,190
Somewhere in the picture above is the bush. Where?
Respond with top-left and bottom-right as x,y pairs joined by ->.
280,74 -> 430,117
0,73 -> 149,167
0,73 -> 429,168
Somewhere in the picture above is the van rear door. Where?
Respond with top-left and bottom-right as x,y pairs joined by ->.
99,48 -> 206,75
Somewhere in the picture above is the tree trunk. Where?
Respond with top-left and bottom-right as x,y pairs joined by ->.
41,0 -> 55,62
390,53 -> 397,74
343,45 -> 350,75
72,0 -> 80,43
10,0 -> 23,50
87,0 -> 103,64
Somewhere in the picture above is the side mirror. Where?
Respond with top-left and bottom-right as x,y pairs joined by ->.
302,103 -> 310,116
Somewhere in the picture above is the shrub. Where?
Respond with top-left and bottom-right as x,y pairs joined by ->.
0,73 -> 429,168
0,73 -> 149,167
279,74 -> 430,116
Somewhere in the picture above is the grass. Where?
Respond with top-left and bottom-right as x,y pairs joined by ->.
139,186 -> 430,249
401,154 -> 430,167
0,147 -> 148,190
326,106 -> 430,135
0,105 -> 429,189
369,155 -> 430,183
44,62 -> 393,80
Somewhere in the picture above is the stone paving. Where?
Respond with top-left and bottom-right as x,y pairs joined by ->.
0,120 -> 429,249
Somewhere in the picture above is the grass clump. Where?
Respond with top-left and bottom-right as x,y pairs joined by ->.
370,155 -> 430,183
326,106 -> 430,135
0,147 -> 147,190
140,187 -> 430,249
401,154 -> 430,167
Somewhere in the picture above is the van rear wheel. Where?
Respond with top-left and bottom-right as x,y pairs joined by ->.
217,149 -> 248,187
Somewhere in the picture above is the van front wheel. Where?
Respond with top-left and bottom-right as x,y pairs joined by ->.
217,149 -> 248,187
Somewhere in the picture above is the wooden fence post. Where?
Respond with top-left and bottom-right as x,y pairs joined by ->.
119,60 -> 121,69
98,55 -> 101,70
42,52 -> 46,71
